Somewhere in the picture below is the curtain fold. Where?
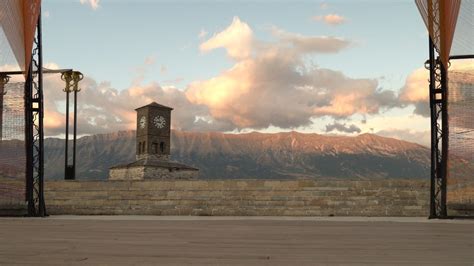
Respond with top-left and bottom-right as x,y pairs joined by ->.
415,0 -> 462,66
0,0 -> 41,79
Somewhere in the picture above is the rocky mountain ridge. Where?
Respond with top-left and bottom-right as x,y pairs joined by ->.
41,130 -> 430,180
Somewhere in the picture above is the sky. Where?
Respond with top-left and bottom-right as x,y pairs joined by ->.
4,0 -> 473,146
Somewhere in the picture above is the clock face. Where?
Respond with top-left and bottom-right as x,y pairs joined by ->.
139,116 -> 146,129
153,115 -> 166,129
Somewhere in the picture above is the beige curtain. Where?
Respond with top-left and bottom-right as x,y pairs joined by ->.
0,0 -> 41,79
415,0 -> 461,66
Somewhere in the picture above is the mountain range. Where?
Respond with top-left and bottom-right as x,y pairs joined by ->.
39,130 -> 430,180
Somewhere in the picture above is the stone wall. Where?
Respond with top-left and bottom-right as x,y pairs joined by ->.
109,166 -> 197,181
0,179 -> 27,216
448,182 -> 474,216
45,179 -> 431,216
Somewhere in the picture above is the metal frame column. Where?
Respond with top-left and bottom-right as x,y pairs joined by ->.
427,38 -> 448,218
24,11 -> 46,217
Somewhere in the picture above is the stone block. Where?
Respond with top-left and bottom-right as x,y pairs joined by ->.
44,179 -> 430,216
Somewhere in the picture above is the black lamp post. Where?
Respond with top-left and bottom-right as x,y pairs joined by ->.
61,71 -> 83,180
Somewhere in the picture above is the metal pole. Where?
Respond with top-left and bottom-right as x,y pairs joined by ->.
37,10 -> 46,216
428,37 -> 436,218
73,89 -> 77,180
25,62 -> 34,215
440,61 -> 448,217
65,90 -> 69,179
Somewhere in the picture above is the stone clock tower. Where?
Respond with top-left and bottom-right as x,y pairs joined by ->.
135,102 -> 172,160
108,102 -> 198,180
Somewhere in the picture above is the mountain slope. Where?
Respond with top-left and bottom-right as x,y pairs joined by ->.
43,130 -> 430,180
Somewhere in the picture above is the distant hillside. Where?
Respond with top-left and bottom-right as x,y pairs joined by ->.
40,130 -> 430,180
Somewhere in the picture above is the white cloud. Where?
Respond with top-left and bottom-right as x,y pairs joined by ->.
200,17 -> 253,60
312,14 -> 346,25
376,129 -> 430,147
79,0 -> 100,10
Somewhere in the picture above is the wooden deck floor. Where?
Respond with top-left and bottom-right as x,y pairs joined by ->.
0,216 -> 473,265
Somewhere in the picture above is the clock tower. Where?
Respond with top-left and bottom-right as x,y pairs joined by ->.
135,102 -> 172,160
109,101 -> 198,180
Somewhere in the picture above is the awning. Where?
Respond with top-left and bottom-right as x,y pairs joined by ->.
415,0 -> 473,66
0,0 -> 41,79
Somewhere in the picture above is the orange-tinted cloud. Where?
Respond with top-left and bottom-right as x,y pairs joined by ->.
399,60 -> 474,117
271,27 -> 351,54
312,14 -> 347,25
186,17 -> 398,129
38,17 -> 471,137
200,17 -> 253,60
42,74 -> 211,136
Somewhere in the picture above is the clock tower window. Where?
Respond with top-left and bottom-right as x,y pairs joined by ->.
160,142 -> 165,153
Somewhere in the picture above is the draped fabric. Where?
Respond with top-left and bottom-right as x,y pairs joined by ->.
451,1 -> 474,58
415,0 -> 463,66
0,0 -> 41,79
447,70 -> 474,214
22,0 -> 41,76
0,1 -> 24,71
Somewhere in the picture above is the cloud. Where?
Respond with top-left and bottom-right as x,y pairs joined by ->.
320,3 -> 329,10
271,28 -> 351,54
310,72 -> 401,117
40,17 -> 471,138
42,74 -> 214,136
399,60 -> 474,117
398,67 -> 429,116
399,68 -> 428,103
39,17 -> 380,135
200,17 -> 253,60
312,14 -> 346,25
376,129 -> 430,147
79,0 -> 100,10
325,122 -> 361,134
131,56 -> 156,86
163,77 -> 184,84
187,17 -> 399,130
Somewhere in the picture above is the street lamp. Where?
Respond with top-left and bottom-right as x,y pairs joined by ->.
61,70 -> 83,180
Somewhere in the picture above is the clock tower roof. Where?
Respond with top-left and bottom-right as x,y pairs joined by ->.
135,102 -> 173,111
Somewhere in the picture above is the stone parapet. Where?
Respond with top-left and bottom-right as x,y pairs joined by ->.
108,158 -> 198,180
45,179 -> 433,216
